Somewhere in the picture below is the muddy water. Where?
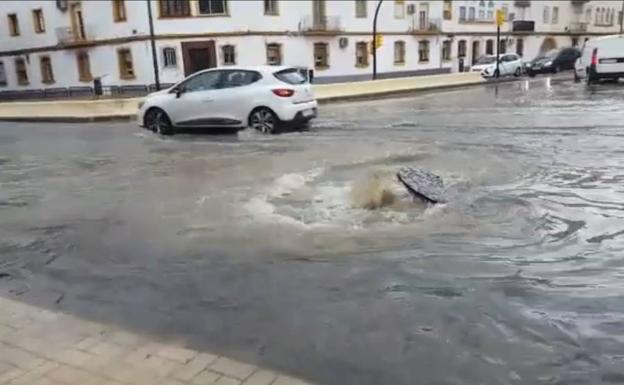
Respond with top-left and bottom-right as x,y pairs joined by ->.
1,78 -> 624,385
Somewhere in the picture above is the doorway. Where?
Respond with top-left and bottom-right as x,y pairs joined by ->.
471,40 -> 480,64
181,41 -> 217,77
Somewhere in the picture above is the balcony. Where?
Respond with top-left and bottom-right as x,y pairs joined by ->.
298,16 -> 342,35
568,22 -> 588,33
458,17 -> 494,24
409,18 -> 441,34
571,0 -> 590,5
512,20 -> 535,32
514,0 -> 530,7
55,26 -> 90,46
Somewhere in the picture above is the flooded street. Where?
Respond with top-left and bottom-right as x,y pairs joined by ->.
2,78 -> 624,385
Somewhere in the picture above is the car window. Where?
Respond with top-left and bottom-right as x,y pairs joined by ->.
180,71 -> 222,93
219,70 -> 262,88
475,56 -> 496,64
274,69 -> 307,85
502,55 -> 515,62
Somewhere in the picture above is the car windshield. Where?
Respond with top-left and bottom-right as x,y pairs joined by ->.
274,68 -> 307,85
475,56 -> 496,64
539,49 -> 560,59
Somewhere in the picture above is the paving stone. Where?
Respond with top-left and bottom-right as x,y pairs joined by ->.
7,361 -> 59,385
210,358 -> 255,381
104,331 -> 144,348
97,362 -> 161,385
169,352 -> 218,382
0,343 -> 46,371
190,369 -> 221,385
0,367 -> 25,384
52,347 -> 95,367
73,336 -> 103,352
46,365 -> 93,385
242,370 -> 277,385
213,376 -> 241,385
272,375 -> 316,385
157,346 -> 198,363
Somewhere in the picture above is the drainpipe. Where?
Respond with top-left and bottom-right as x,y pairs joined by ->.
372,0 -> 384,80
147,0 -> 160,91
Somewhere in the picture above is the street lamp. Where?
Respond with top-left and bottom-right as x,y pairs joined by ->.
372,0 -> 384,80
146,0 -> 160,91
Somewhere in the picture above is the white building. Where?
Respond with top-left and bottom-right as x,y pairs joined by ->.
0,0 -> 621,99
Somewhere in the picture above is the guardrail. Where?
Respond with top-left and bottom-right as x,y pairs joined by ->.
0,84 -> 175,101
409,18 -> 441,34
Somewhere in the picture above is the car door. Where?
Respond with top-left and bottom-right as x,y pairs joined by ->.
164,70 -> 223,126
206,70 -> 263,126
500,54 -> 514,75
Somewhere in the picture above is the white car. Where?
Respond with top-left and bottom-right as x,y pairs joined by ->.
574,35 -> 624,84
479,53 -> 524,78
471,55 -> 497,73
138,66 -> 317,135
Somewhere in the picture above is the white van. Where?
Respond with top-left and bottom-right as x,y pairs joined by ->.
575,35 -> 624,84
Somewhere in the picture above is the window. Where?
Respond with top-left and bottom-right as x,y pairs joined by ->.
266,43 -> 282,65
595,8 -> 600,24
274,68 -> 306,85
355,41 -> 368,67
443,0 -> 452,20
77,52 -> 92,82
221,45 -> 236,65
39,56 -> 54,84
486,39 -> 494,55
314,42 -> 329,68
355,0 -> 367,18
162,47 -> 177,67
516,38 -> 524,56
32,9 -> 45,33
198,0 -> 227,15
543,6 -> 549,24
117,48 -> 135,79
394,0 -> 405,19
221,70 -> 261,88
442,40 -> 451,61
264,0 -> 278,15
0,62 -> 6,86
458,40 -> 466,58
552,6 -> 558,24
468,7 -> 475,21
459,6 -> 466,21
478,9 -> 485,19
15,58 -> 28,85
487,10 -> 493,19
394,41 -> 405,64
112,0 -> 127,22
181,71 -> 222,92
8,14 -> 19,36
159,0 -> 191,17
418,40 -> 429,62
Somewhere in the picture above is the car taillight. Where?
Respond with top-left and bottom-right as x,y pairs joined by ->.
591,48 -> 598,66
272,88 -> 294,97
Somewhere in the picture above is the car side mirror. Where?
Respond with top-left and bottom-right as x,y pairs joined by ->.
173,86 -> 185,98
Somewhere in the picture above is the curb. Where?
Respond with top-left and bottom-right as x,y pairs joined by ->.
0,78 -> 502,123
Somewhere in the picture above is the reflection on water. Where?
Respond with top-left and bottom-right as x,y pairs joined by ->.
1,79 -> 624,385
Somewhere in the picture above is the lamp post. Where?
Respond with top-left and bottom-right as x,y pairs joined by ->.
147,0 -> 160,91
372,0 -> 384,80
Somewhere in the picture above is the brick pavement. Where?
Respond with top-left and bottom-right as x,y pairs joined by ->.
0,297 -> 316,385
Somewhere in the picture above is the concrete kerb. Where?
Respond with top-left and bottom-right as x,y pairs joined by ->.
0,73 -> 491,123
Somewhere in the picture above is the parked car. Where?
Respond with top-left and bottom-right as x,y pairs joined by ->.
574,35 -> 624,84
138,66 -> 317,135
471,55 -> 497,73
480,53 -> 524,78
525,47 -> 580,76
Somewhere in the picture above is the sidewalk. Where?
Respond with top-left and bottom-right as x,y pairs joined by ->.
0,73 -> 484,123
0,296 -> 315,385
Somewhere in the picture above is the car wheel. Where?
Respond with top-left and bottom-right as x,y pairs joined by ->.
514,67 -> 521,77
249,107 -> 279,134
145,108 -> 174,136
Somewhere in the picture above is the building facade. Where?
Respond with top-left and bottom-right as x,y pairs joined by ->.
0,0 -> 621,98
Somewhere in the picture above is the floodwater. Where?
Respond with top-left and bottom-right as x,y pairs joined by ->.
1,78 -> 624,385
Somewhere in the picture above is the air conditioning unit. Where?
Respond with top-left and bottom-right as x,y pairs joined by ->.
339,37 -> 349,48
406,4 -> 416,15
56,0 -> 68,11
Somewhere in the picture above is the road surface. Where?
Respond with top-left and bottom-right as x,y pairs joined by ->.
1,77 -> 624,385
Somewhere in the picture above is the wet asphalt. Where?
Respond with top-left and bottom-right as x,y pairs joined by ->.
1,76 -> 624,385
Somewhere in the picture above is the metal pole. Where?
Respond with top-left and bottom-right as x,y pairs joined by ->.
372,0 -> 384,80
496,25 -> 500,78
147,0 -> 160,90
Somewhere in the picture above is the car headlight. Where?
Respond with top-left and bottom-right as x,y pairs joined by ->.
545,61 -> 553,67
525,63 -> 532,67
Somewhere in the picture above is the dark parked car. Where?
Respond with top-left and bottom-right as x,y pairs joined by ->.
525,47 -> 581,76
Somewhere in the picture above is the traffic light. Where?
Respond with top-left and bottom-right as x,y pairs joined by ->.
372,34 -> 384,50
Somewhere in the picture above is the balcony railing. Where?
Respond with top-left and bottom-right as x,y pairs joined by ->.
298,16 -> 342,34
514,0 -> 530,7
512,20 -> 535,32
568,22 -> 588,32
55,26 -> 90,46
409,18 -> 441,34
